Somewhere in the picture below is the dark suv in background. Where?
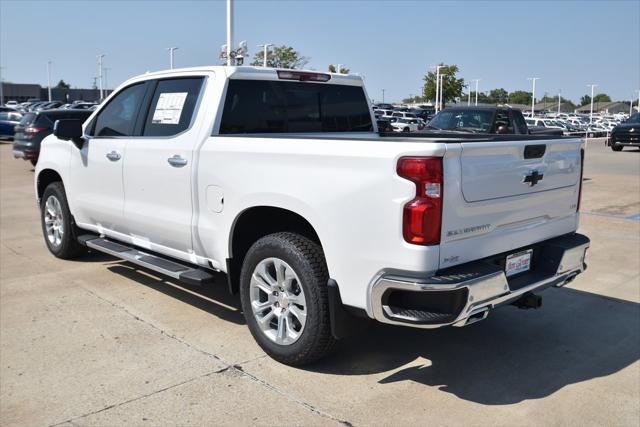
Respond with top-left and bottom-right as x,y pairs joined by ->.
13,109 -> 92,166
610,113 -> 639,151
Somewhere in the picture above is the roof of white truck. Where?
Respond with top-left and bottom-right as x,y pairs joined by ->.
124,66 -> 364,86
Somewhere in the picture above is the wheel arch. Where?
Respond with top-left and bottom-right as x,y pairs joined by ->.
36,169 -> 63,203
226,206 -> 323,294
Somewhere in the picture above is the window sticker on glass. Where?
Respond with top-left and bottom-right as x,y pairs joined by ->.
152,92 -> 188,125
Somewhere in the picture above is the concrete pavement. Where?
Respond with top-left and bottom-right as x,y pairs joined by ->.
1,140 -> 638,426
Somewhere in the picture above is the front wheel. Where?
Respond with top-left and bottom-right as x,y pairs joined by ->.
239,232 -> 336,365
611,143 -> 623,152
40,182 -> 85,259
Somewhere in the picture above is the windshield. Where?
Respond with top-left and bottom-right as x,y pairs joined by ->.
428,110 -> 494,132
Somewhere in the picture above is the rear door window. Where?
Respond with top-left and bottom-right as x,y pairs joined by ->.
219,79 -> 372,134
142,77 -> 204,137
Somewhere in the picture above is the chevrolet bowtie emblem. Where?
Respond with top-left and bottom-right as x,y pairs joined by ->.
523,170 -> 544,187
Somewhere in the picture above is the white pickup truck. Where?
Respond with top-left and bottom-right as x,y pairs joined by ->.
36,66 -> 589,365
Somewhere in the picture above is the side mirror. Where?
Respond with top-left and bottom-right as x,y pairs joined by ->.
54,119 -> 84,149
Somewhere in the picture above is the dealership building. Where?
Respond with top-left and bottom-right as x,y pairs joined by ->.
1,82 -> 111,103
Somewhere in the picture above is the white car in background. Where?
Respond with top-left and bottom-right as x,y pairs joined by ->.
391,117 -> 421,132
392,111 -> 419,120
525,118 -> 563,129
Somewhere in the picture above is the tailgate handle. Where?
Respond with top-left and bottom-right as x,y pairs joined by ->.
524,144 -> 546,159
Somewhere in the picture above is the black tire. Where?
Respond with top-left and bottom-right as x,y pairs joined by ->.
239,232 -> 336,365
403,127 -> 410,132
611,143 -> 623,152
40,182 -> 85,259
30,158 -> 37,166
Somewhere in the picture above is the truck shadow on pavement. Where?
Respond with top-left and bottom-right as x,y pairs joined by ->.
82,254 -> 639,405
312,287 -> 640,405
106,263 -> 245,326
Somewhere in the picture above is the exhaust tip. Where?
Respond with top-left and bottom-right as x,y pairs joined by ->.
554,272 -> 578,288
464,308 -> 490,326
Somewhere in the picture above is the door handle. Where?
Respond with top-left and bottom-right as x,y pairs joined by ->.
167,155 -> 188,167
106,151 -> 121,161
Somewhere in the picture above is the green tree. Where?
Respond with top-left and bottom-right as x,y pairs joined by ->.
250,45 -> 308,69
488,88 -> 508,104
593,93 -> 611,103
56,79 -> 71,89
421,64 -> 464,107
328,64 -> 350,74
509,90 -> 532,105
580,94 -> 591,106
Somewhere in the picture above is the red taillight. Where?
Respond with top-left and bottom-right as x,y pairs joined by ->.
577,148 -> 585,211
397,157 -> 443,245
276,70 -> 331,82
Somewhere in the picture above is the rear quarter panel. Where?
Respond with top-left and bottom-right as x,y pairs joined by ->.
195,136 -> 447,310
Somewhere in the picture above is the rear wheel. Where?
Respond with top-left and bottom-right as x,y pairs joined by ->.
40,182 -> 85,259
611,143 -> 623,152
239,232 -> 336,365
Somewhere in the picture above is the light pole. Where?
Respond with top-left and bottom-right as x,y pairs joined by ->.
97,54 -> 105,101
257,43 -> 273,67
431,65 -> 444,113
47,61 -> 52,102
587,84 -> 597,124
439,74 -> 444,109
166,47 -> 178,69
226,0 -> 234,66
382,89 -> 385,103
470,79 -> 480,106
557,89 -> 561,114
527,77 -> 540,117
467,84 -> 471,106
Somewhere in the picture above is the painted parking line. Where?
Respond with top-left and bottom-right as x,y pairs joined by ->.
581,211 -> 640,221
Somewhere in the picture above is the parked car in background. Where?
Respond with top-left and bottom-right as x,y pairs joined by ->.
373,103 -> 394,110
35,101 -> 64,111
525,118 -> 563,130
392,111 -> 418,120
427,106 -> 532,134
609,112 -> 640,151
390,117 -> 421,132
4,101 -> 19,108
13,109 -> 92,166
0,110 -> 23,140
66,102 -> 97,110
376,109 -> 395,118
376,117 -> 394,133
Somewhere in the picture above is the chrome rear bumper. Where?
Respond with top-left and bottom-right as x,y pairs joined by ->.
370,233 -> 590,328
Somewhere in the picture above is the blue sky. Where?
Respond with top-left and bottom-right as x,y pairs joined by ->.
1,0 -> 639,104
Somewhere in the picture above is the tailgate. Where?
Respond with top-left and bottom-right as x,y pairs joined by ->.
439,137 -> 583,268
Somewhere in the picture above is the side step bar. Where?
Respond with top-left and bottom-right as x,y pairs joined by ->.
78,235 -> 215,287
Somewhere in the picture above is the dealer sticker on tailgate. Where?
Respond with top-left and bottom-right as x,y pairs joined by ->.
505,249 -> 533,277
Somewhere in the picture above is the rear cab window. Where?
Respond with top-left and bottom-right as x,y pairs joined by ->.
219,79 -> 372,134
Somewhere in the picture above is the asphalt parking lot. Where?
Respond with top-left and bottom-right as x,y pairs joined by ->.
1,139 -> 638,426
